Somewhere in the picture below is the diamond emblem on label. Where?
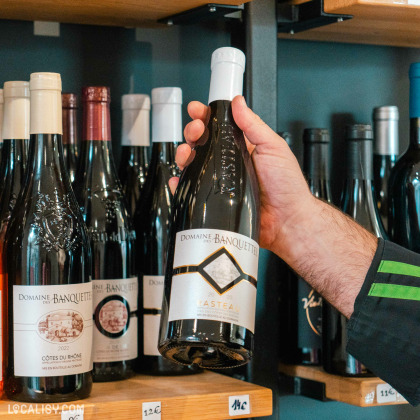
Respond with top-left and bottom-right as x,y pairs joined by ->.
203,253 -> 241,289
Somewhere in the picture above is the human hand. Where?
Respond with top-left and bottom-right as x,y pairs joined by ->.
169,95 -> 315,261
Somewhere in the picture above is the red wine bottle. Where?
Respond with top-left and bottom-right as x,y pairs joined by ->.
74,87 -> 137,382
62,93 -> 79,184
158,47 -> 261,369
0,81 -> 30,393
323,124 -> 385,377
373,106 -> 399,231
389,64 -> 420,250
282,129 -> 331,366
134,87 -> 196,375
118,94 -> 150,217
4,73 -> 93,402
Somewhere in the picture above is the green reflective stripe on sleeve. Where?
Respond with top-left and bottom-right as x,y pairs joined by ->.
378,260 -> 420,278
368,283 -> 420,301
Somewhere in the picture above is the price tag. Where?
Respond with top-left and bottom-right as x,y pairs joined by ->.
229,395 -> 251,416
377,384 -> 397,403
61,408 -> 84,420
142,401 -> 161,420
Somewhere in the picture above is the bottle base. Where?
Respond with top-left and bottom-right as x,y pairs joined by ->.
159,340 -> 252,369
5,374 -> 93,403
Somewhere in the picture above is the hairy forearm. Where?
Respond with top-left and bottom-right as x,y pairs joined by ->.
274,196 -> 378,318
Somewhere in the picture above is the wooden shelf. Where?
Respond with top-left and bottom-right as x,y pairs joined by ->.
279,363 -> 408,407
0,0 -> 248,27
278,1 -> 420,48
0,371 -> 272,419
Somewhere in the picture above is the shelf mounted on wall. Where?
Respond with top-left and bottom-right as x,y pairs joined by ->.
158,3 -> 243,25
277,0 -> 352,34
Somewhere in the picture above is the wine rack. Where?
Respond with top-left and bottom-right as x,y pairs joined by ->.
279,363 -> 408,407
0,371 -> 272,419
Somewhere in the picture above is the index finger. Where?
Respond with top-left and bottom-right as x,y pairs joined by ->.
188,101 -> 208,121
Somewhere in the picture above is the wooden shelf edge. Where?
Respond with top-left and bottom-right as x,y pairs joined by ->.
0,0 -> 250,28
0,371 -> 273,419
279,363 -> 408,407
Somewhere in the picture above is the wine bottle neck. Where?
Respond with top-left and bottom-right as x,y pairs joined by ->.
63,108 -> 78,145
83,102 -> 111,141
122,108 -> 150,147
303,142 -> 329,181
208,61 -> 244,104
121,145 -> 148,166
373,108 -> 399,156
29,134 -> 65,174
150,142 -> 176,166
346,139 -> 373,180
3,96 -> 30,140
30,90 -> 62,135
152,103 -> 182,144
410,118 -> 420,148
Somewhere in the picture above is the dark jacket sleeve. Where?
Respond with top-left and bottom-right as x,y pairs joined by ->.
347,239 -> 420,406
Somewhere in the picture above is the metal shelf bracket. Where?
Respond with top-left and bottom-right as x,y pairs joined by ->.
158,3 -> 243,26
277,0 -> 352,34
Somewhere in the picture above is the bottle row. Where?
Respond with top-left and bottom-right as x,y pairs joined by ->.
0,47 -> 261,403
280,63 -> 420,377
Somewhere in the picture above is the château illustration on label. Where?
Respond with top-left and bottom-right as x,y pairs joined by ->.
119,94 -> 150,217
158,47 -> 261,368
4,73 -> 93,402
74,87 -> 137,382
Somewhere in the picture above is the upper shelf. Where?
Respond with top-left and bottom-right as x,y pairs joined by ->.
278,0 -> 420,48
0,0 -> 247,27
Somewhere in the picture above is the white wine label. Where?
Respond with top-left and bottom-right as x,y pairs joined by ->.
13,283 -> 93,377
143,275 -> 164,309
92,277 -> 138,363
143,314 -> 161,356
168,229 -> 259,333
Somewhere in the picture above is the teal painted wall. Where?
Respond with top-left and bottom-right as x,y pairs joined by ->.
277,38 -> 420,419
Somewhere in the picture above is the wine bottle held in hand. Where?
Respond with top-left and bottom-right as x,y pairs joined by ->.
119,94 -> 150,217
158,47 -> 261,368
135,87 -> 197,375
74,87 -> 137,382
4,73 -> 93,402
323,124 -> 385,377
62,93 -> 79,184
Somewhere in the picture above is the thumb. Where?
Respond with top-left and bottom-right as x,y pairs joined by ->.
232,96 -> 286,151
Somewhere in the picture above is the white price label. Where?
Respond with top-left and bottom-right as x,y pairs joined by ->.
142,401 -> 161,420
377,384 -> 397,403
61,408 -> 84,420
229,395 -> 251,416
